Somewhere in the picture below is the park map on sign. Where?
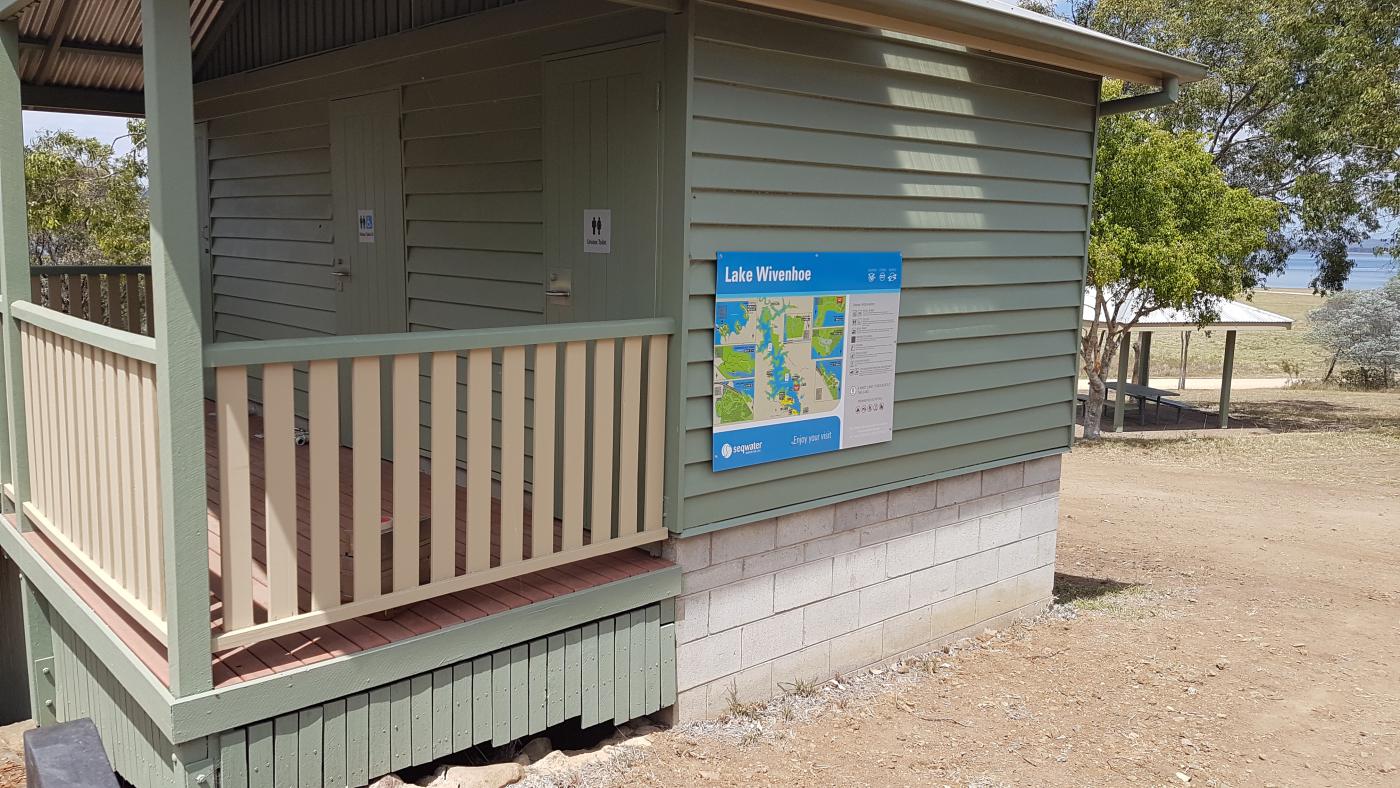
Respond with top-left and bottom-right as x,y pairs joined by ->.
713,296 -> 846,426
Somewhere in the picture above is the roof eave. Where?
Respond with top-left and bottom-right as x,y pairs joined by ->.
735,0 -> 1207,86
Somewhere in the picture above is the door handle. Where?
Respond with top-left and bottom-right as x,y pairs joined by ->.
545,269 -> 571,299
331,258 -> 350,276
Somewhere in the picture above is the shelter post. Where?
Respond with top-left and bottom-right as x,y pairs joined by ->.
1114,331 -> 1130,432
1135,331 -> 1153,385
143,0 -> 214,697
1178,331 -> 1190,389
1219,329 -> 1237,429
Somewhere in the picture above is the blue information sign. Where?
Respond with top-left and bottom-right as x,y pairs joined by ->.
711,251 -> 902,471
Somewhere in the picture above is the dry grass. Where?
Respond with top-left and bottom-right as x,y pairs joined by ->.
1142,289 -> 1334,379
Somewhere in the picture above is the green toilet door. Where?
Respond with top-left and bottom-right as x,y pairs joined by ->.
330,89 -> 407,337
329,90 -> 407,447
543,41 -> 663,324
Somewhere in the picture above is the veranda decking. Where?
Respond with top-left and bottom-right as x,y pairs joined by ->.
10,407 -> 671,690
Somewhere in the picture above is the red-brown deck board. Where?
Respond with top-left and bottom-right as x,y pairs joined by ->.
9,409 -> 672,690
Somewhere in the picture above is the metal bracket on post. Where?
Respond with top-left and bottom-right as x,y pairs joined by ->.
32,655 -> 56,726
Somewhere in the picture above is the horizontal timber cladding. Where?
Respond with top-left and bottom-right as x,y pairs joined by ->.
681,2 -> 1094,530
195,1 -> 671,465
195,0 -> 668,345
212,603 -> 675,788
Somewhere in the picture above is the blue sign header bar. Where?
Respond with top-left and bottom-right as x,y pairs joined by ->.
716,251 -> 903,298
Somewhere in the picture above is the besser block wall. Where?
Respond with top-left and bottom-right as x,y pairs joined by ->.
666,456 -> 1061,720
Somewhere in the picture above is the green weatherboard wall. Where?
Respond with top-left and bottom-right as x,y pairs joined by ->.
679,2 -> 1093,530
45,600 -> 675,787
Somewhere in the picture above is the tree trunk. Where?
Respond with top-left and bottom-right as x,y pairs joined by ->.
1081,335 -> 1120,440
1083,374 -> 1109,439
1323,351 -> 1339,382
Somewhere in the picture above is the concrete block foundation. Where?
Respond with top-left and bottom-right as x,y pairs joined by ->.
666,456 -> 1062,721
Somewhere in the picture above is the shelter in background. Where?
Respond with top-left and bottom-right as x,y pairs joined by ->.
1082,291 -> 1294,430
0,1 -> 1202,783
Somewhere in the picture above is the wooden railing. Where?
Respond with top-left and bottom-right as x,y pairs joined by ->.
30,265 -> 155,337
206,318 -> 673,651
12,301 -> 166,641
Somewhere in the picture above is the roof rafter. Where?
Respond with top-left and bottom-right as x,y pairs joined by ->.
19,37 -> 143,61
33,0 -> 79,84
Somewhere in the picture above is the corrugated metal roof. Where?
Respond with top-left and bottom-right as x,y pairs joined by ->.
1083,290 -> 1295,332
6,0 -> 525,110
13,0 -> 224,95
196,0 -> 523,82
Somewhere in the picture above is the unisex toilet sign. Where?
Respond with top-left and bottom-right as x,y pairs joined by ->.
583,209 -> 611,254
712,251 -> 902,471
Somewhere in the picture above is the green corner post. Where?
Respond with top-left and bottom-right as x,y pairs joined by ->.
1219,329 -> 1237,429
659,6 -> 694,534
0,21 -> 53,727
143,0 -> 214,699
0,21 -> 29,528
1113,331 -> 1130,432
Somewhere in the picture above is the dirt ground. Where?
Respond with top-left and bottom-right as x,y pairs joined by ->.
605,425 -> 1400,787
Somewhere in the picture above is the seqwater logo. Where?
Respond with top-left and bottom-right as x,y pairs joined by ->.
720,440 -> 763,460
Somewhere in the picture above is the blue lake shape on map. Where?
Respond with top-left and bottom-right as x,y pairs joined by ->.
757,303 -> 802,415
715,301 -> 750,344
817,359 -> 843,390
814,296 -> 846,327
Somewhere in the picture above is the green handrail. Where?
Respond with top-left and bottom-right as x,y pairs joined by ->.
203,316 -> 678,368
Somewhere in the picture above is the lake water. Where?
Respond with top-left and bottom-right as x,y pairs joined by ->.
1264,253 -> 1395,290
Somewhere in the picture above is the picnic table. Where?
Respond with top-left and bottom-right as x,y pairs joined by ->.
1106,381 -> 1181,425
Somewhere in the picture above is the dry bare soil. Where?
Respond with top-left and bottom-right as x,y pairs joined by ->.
608,423 -> 1400,786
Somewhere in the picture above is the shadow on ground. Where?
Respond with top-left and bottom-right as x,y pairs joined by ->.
1087,390 -> 1400,435
1053,573 -> 1142,606
1185,395 -> 1400,432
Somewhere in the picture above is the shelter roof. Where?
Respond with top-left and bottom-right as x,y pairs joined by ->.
1082,290 -> 1295,332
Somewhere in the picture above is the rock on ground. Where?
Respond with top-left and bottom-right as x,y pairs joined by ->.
427,763 -> 524,788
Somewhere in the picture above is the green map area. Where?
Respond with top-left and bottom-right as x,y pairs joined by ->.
715,345 -> 755,379
714,381 -> 754,424
713,295 -> 847,425
815,295 -> 846,328
785,314 -> 806,341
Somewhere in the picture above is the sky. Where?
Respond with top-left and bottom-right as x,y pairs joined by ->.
24,109 -> 135,154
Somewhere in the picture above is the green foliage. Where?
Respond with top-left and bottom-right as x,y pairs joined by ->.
1307,276 -> 1400,388
26,118 -> 149,266
1079,0 -> 1400,292
1089,111 -> 1281,317
1080,113 -> 1280,436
